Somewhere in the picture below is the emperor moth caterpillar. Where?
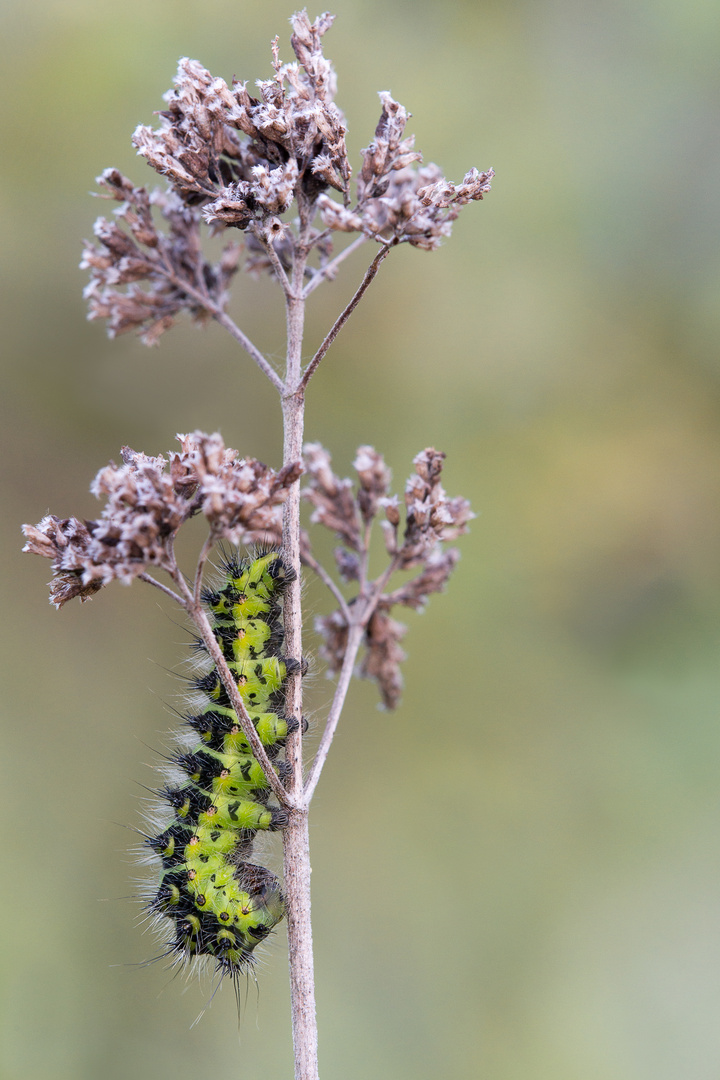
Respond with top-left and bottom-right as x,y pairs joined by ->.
145,549 -> 303,982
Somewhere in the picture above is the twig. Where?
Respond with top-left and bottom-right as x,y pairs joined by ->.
299,241 -> 394,390
301,551 -> 352,622
303,234 -> 368,298
172,563 -> 296,808
192,534 -> 216,608
250,224 -> 294,297
302,618 -> 365,804
138,572 -> 185,606
211,310 -> 286,392
157,258 -> 285,392
360,553 -> 403,626
303,548 -> 403,802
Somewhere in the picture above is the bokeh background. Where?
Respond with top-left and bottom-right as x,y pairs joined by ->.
3,0 -> 720,1077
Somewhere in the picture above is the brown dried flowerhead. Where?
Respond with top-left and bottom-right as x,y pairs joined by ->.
22,432 -> 301,606
83,11 -> 492,345
306,443 -> 472,707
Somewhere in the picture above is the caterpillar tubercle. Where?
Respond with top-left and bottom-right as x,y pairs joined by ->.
145,550 -> 304,981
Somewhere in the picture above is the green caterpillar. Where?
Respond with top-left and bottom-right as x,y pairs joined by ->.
146,550 -> 302,981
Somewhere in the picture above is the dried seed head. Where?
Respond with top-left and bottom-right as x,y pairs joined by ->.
81,171 -> 240,344
309,443 -> 472,708
302,442 -> 362,552
400,448 -> 474,567
132,13 -> 349,217
84,13 -> 492,342
21,517 -> 105,608
359,609 -> 407,711
353,445 -> 392,523
22,432 -> 301,605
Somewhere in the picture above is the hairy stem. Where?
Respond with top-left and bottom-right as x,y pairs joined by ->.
251,224 -> 293,297
137,572 -> 185,605
301,551 -> 352,622
283,807 -> 318,1080
281,211 -> 319,1080
303,547 -> 403,802
158,257 -> 284,391
192,534 -> 216,608
300,241 -> 394,390
212,309 -> 285,392
173,568 -> 294,807
303,233 -> 368,298
303,618 -> 365,804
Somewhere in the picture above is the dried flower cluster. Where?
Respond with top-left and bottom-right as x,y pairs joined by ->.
319,93 -> 493,250
82,10 -> 492,345
305,445 -> 473,708
22,432 -> 300,607
23,433 -> 471,710
81,170 -> 241,344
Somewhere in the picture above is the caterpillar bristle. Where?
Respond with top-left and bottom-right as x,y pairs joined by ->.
143,548 -> 301,982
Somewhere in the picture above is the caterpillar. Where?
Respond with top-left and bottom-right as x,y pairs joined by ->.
144,549 -> 302,983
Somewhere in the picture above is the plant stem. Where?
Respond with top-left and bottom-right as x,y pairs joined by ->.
281,202 -> 320,1080
158,258 -> 284,391
300,241 -> 394,390
283,807 -> 318,1080
137,572 -> 185,605
303,619 -> 365,803
303,233 -> 368,298
301,551 -> 352,622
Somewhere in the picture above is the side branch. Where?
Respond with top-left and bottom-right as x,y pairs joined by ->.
177,576 -> 296,808
250,224 -> 294,298
209,310 -> 286,393
303,553 -> 404,805
138,573 -> 185,605
300,551 -> 352,623
302,619 -> 365,804
299,241 -> 394,391
303,234 -> 368,299
159,262 -> 285,392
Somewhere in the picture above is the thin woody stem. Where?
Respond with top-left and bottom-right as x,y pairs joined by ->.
137,572 -> 185,606
302,618 -> 365,804
212,310 -> 286,392
302,550 -> 402,805
156,258 -> 285,392
299,241 -> 394,390
250,225 -> 294,297
280,195 -> 319,1080
193,534 -> 216,608
172,565 -> 295,807
303,234 -> 368,298
301,551 -> 352,622
360,552 -> 403,626
358,520 -> 372,594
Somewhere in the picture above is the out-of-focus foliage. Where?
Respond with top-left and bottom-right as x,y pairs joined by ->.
3,1 -> 720,1078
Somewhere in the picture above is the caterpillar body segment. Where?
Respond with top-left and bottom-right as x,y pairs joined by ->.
146,550 -> 301,980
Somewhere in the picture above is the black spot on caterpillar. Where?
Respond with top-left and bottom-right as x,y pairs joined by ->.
145,549 -> 304,984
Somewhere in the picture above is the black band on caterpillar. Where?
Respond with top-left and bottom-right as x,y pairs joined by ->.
146,549 -> 301,981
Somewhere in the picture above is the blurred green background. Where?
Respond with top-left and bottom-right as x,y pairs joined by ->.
3,0 -> 720,1077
